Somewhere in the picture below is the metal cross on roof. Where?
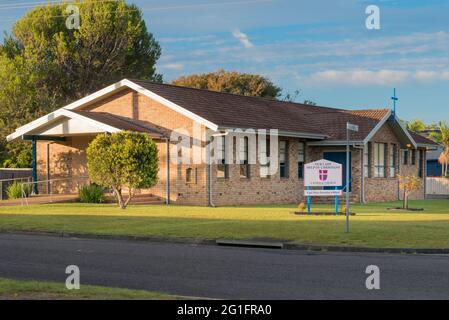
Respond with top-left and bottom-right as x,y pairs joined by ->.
391,88 -> 398,116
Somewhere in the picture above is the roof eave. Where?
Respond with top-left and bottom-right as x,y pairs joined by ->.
417,143 -> 439,150
307,140 -> 365,146
216,127 -> 328,140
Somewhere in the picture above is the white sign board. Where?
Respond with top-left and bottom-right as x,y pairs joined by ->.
346,123 -> 359,132
304,190 -> 343,197
304,159 -> 343,187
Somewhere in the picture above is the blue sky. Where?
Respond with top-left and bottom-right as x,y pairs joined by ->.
0,0 -> 448,123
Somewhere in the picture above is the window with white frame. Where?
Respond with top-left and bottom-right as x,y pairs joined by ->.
364,143 -> 371,178
402,149 -> 409,165
239,137 -> 250,178
216,136 -> 228,179
411,149 -> 416,165
374,143 -> 387,178
260,138 -> 270,178
298,142 -> 305,179
390,144 -> 397,178
418,149 -> 425,178
279,140 -> 289,178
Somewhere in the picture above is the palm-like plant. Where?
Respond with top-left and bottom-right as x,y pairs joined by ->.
430,121 -> 449,149
430,122 -> 449,177
438,149 -> 449,177
406,119 -> 426,132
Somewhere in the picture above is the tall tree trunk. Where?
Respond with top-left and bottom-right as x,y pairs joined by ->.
113,187 -> 126,209
124,188 -> 134,207
403,189 -> 407,209
405,192 -> 409,210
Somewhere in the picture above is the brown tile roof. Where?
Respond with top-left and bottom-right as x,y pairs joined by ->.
305,109 -> 390,141
72,111 -> 168,139
132,80 -> 391,141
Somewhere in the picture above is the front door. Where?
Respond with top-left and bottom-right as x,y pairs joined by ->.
323,152 -> 352,192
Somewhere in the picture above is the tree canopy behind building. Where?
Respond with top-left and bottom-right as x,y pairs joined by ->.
172,69 -> 282,99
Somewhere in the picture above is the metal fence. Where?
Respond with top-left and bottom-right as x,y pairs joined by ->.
17,176 -> 90,205
426,177 -> 449,197
0,168 -> 32,200
0,174 -> 89,202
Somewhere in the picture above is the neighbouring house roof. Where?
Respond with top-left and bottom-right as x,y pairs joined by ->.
5,78 -> 427,148
408,131 -> 440,148
427,146 -> 445,161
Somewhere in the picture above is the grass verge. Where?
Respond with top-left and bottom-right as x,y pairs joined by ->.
0,200 -> 448,248
0,277 -> 183,300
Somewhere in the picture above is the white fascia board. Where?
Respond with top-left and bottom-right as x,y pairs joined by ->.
216,127 -> 328,140
7,80 -> 127,142
7,110 -> 65,142
122,79 -> 219,131
64,80 -> 128,111
417,143 -> 438,150
6,109 -> 121,142
362,109 -> 392,144
307,140 -> 364,146
60,110 -> 121,133
362,110 -> 417,148
395,115 -> 418,148
277,130 -> 328,140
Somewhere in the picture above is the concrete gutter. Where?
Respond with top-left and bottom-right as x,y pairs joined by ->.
1,230 -> 449,255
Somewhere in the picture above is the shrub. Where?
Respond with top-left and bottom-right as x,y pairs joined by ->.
6,182 -> 32,199
87,132 -> 158,209
78,184 -> 105,204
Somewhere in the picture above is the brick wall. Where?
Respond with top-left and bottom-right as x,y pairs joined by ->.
61,89 -> 210,205
37,135 -> 93,194
36,88 -> 426,205
212,137 -> 306,206
364,123 -> 425,202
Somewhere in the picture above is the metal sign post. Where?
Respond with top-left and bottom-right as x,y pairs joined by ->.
346,122 -> 359,233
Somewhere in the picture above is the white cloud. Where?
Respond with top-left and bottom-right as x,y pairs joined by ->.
309,70 -> 410,86
159,63 -> 185,72
232,29 -> 254,48
306,69 -> 449,86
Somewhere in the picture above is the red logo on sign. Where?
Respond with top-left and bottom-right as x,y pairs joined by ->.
319,170 -> 328,181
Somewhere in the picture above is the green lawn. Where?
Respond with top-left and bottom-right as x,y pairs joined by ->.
0,278 -> 180,300
0,200 -> 448,248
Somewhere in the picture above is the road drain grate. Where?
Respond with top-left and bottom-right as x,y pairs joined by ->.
216,239 -> 283,249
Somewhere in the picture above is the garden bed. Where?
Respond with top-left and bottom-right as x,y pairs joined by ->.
387,207 -> 425,212
293,211 -> 356,216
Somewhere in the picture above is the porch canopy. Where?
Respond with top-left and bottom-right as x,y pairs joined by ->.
7,109 -> 167,193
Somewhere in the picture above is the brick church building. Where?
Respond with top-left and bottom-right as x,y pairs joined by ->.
7,79 -> 438,206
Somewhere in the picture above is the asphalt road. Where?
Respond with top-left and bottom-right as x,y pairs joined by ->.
1,233 -> 449,299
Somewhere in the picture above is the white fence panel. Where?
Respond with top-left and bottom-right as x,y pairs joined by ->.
426,178 -> 449,196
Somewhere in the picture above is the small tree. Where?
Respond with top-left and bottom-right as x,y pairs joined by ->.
398,175 -> 421,210
438,148 -> 449,177
86,132 -> 158,209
